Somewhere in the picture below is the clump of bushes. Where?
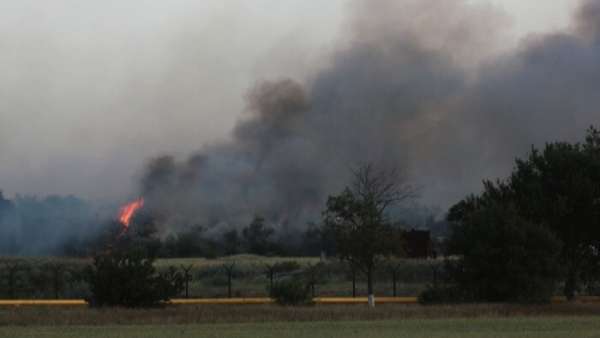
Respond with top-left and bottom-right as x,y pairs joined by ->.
85,247 -> 184,307
418,284 -> 464,305
270,278 -> 312,306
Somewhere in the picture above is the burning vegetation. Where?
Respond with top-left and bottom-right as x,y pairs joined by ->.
117,198 -> 144,236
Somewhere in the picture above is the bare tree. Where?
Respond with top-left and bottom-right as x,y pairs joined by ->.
386,260 -> 403,297
324,163 -> 415,307
304,262 -> 326,299
222,262 -> 236,298
180,264 -> 194,298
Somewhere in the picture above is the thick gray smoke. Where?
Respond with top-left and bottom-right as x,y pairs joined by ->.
138,0 -> 600,235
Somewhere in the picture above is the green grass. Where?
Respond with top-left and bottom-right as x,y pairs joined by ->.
2,317 -> 600,338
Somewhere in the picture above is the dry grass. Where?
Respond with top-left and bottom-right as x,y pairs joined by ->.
3,303 -> 600,326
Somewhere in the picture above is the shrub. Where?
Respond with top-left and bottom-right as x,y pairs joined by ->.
85,247 -> 184,307
418,284 -> 465,304
270,278 -> 312,306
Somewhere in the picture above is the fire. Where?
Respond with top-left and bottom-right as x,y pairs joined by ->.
117,198 -> 144,235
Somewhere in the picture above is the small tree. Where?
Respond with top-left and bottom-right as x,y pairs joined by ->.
304,262 -> 327,298
263,261 -> 301,296
180,264 -> 194,298
222,262 -> 236,298
323,164 -> 415,307
85,247 -> 184,307
386,260 -> 403,297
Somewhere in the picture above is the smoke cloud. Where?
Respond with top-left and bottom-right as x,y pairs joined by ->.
2,0 -> 600,249
137,0 -> 600,234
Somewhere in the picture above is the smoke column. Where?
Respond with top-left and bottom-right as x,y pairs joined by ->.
135,0 -> 600,234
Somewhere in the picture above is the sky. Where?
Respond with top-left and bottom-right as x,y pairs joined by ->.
0,0 -> 577,203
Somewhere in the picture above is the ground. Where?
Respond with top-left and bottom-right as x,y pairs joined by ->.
3,317 -> 600,338
2,304 -> 600,338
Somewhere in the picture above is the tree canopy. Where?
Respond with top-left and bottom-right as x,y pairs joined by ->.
323,163 -> 415,306
446,126 -> 600,301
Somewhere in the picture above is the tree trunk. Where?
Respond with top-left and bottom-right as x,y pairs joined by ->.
352,269 -> 356,298
392,271 -> 397,297
564,268 -> 577,301
228,272 -> 232,298
54,275 -> 59,299
184,274 -> 189,299
367,266 -> 375,307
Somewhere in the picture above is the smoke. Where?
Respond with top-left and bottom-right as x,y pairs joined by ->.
136,0 -> 600,235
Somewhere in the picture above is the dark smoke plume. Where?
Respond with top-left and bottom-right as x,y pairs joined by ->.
139,0 -> 600,235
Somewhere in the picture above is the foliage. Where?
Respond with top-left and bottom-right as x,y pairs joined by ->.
323,163 -> 415,301
85,247 -> 184,307
448,126 -> 600,301
242,216 -> 275,255
447,195 -> 563,303
270,277 -> 313,305
507,127 -> 600,299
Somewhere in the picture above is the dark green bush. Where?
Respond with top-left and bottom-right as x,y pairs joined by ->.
447,200 -> 563,303
270,278 -> 312,306
418,284 -> 465,304
85,247 -> 184,307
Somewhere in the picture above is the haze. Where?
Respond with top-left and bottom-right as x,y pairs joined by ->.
0,0 -> 576,203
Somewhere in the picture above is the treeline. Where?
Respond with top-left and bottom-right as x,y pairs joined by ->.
87,214 -> 441,259
0,194 -> 443,258
0,194 -> 99,255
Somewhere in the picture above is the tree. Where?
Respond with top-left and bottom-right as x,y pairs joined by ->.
506,127 -> 600,300
180,264 -> 194,298
263,261 -> 301,296
242,216 -> 274,255
446,196 -> 562,303
323,163 -> 415,307
386,260 -> 403,297
444,127 -> 600,301
303,262 -> 327,298
221,262 -> 236,298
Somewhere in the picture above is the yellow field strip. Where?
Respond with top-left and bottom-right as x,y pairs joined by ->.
168,298 -> 274,305
0,297 -> 415,306
0,299 -> 87,306
1,296 -> 600,306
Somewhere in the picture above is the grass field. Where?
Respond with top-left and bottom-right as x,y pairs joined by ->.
2,317 -> 600,338
0,255 -> 439,298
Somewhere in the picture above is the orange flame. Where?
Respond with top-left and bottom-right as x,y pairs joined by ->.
117,198 -> 144,235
